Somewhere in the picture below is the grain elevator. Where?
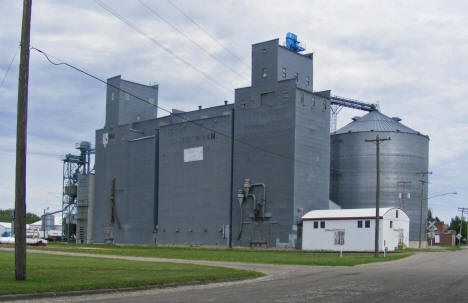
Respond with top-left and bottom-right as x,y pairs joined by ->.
87,34 -> 429,248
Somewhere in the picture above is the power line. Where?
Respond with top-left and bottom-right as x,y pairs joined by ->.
93,0 -> 231,94
31,47 -> 313,167
0,45 -> 19,90
137,0 -> 248,81
167,0 -> 250,69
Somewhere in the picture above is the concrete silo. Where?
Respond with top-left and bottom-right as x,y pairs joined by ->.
330,110 -> 429,247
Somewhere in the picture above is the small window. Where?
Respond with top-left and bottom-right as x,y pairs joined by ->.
283,92 -> 289,103
306,76 -> 310,86
357,220 -> 363,228
313,221 -> 318,229
124,93 -> 130,101
282,67 -> 287,79
300,93 -> 304,104
365,220 -> 370,228
294,72 -> 298,82
261,68 -> 268,79
111,92 -> 115,101
390,221 -> 393,228
396,210 -> 399,218
240,101 -> 246,109
262,48 -> 267,54
311,97 -> 316,107
320,221 -> 325,229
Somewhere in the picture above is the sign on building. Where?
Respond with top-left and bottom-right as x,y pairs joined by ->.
184,146 -> 203,162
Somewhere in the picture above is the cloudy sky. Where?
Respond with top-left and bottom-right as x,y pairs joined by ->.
0,0 -> 466,222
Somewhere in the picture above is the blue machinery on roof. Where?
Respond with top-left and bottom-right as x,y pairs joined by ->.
285,32 -> 305,52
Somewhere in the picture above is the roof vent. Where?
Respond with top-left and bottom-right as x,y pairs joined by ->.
392,117 -> 402,122
352,116 -> 361,121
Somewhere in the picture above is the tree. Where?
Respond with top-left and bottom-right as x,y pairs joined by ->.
427,209 -> 440,223
0,209 -> 40,224
449,216 -> 467,245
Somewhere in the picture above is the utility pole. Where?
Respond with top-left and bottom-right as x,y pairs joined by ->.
397,181 -> 411,209
365,135 -> 391,258
457,207 -> 468,247
416,171 -> 432,249
15,0 -> 32,281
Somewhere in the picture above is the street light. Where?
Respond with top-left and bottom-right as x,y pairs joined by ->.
427,192 -> 457,200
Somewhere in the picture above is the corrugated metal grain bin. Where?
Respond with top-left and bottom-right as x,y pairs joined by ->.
330,110 -> 429,244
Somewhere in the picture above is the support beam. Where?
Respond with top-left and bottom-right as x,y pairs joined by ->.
330,95 -> 377,112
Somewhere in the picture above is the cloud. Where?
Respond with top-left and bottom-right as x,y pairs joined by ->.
0,0 -> 467,223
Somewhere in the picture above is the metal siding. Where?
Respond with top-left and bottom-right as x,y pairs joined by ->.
232,80 -> 296,247
92,128 -> 111,243
330,131 -> 429,241
93,119 -> 156,244
118,137 -> 156,244
157,116 -> 232,246
294,90 -> 330,217
104,76 -> 158,128
277,47 -> 313,91
76,174 -> 89,243
251,40 -> 279,91
118,80 -> 158,126
93,103 -> 235,245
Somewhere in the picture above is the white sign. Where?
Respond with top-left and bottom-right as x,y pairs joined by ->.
184,146 -> 203,162
456,233 -> 462,240
102,133 -> 109,148
427,221 -> 436,232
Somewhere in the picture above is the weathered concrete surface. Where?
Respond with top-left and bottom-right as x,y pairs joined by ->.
4,248 -> 468,303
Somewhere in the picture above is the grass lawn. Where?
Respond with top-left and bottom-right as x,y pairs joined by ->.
399,245 -> 461,253
31,243 -> 413,266
0,251 -> 262,295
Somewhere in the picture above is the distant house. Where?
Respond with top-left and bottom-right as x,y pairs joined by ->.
427,221 -> 456,246
302,208 -> 409,252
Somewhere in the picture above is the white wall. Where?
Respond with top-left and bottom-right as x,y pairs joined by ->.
302,209 -> 410,251
382,209 -> 410,250
303,218 -> 379,251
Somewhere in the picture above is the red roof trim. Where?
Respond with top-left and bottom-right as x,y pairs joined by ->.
303,216 -> 383,221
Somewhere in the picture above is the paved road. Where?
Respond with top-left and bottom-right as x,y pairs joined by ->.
7,248 -> 468,303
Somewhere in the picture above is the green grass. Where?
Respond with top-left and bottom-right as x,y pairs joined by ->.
0,251 -> 262,295
31,243 -> 413,266
399,245 -> 461,253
